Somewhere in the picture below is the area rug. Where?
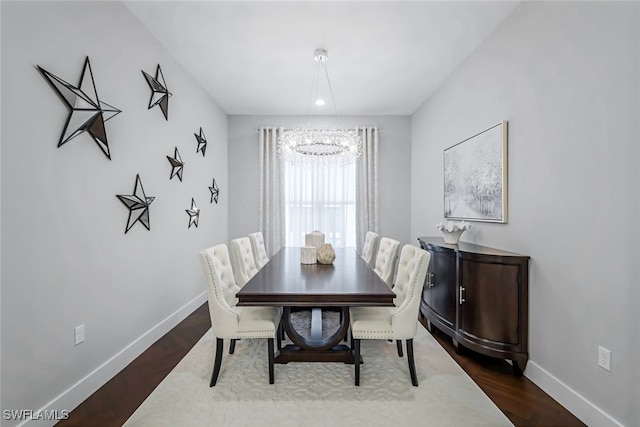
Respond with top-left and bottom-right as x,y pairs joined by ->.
124,311 -> 512,427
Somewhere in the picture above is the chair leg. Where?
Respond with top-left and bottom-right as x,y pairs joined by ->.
396,340 -> 403,357
354,339 -> 361,386
210,338 -> 224,387
268,338 -> 275,384
407,339 -> 418,387
229,339 -> 236,354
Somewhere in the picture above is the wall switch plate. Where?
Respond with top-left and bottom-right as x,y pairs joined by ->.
598,346 -> 611,371
74,324 -> 85,346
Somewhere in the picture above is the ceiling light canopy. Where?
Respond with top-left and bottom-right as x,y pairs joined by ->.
277,49 -> 362,165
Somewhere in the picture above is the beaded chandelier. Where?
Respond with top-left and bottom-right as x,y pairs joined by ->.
277,49 -> 362,166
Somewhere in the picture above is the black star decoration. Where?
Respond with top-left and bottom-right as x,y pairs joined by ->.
142,64 -> 171,120
209,178 -> 219,204
194,127 -> 207,156
116,174 -> 155,234
37,57 -> 121,160
186,198 -> 200,228
166,147 -> 184,181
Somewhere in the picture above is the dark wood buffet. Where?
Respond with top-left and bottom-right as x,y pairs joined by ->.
418,237 -> 530,374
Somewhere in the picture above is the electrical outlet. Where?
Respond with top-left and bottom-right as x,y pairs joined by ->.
598,346 -> 611,371
74,324 -> 85,346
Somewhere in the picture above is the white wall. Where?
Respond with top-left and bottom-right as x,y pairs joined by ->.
410,2 -> 639,426
1,2 -> 228,425
228,115 -> 412,247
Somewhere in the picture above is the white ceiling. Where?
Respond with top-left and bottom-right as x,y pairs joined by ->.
124,1 -> 520,116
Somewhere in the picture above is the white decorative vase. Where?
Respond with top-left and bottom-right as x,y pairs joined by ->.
316,243 -> 336,265
300,246 -> 317,264
437,221 -> 471,245
305,230 -> 325,248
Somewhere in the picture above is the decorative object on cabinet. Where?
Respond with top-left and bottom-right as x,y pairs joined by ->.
141,64 -> 171,120
209,178 -> 219,204
186,198 -> 200,228
417,236 -> 529,374
436,221 -> 471,244
166,147 -> 184,181
116,174 -> 155,233
316,243 -> 336,265
444,121 -> 507,223
37,57 -> 121,160
194,127 -> 207,156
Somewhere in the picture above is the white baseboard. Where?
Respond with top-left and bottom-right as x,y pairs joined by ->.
16,292 -> 208,427
525,361 -> 624,427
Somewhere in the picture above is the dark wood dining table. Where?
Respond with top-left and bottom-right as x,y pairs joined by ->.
236,246 -> 395,363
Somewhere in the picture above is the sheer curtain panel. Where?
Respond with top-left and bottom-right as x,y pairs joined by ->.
355,127 -> 379,253
284,158 -> 356,248
259,127 -> 285,256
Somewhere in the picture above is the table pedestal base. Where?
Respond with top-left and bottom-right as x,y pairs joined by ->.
275,344 -> 355,364
276,307 -> 356,364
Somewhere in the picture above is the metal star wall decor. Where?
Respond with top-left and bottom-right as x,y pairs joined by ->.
166,147 -> 184,181
142,64 -> 171,120
209,178 -> 219,204
186,198 -> 200,228
116,174 -> 155,234
37,57 -> 121,160
194,127 -> 207,156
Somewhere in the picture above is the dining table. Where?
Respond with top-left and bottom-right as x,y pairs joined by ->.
236,246 -> 395,364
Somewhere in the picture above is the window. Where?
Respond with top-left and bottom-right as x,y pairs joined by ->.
284,161 -> 356,248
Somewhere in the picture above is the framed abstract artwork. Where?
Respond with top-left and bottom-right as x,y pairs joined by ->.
444,121 -> 508,223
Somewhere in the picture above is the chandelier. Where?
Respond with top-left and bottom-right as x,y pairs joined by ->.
277,49 -> 362,165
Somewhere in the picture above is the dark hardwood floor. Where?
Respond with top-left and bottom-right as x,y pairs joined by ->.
57,303 -> 585,427
419,316 -> 586,427
56,303 -> 212,427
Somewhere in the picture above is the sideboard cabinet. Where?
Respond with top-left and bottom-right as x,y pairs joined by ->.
418,237 -> 530,373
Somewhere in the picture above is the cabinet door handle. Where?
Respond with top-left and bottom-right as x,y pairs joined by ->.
427,272 -> 434,287
459,286 -> 465,304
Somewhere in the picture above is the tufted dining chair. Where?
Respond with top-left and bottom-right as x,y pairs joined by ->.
249,231 -> 269,269
349,244 -> 431,386
373,237 -> 400,288
199,244 -> 282,386
361,231 -> 379,267
230,237 -> 260,287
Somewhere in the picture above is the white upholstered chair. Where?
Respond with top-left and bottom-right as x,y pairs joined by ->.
199,244 -> 282,386
240,233 -> 287,342
361,231 -> 379,267
249,231 -> 269,269
373,237 -> 400,288
230,237 -> 259,287
350,244 -> 431,386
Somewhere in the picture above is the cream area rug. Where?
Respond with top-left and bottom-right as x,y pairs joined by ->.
124,311 -> 513,427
